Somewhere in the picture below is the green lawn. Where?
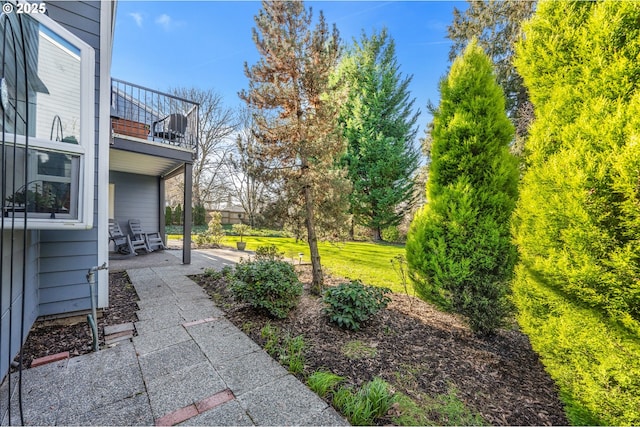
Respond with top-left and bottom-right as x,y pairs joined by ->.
222,236 -> 412,294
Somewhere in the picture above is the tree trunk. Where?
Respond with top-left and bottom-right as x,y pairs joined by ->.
372,227 -> 382,241
304,184 -> 323,294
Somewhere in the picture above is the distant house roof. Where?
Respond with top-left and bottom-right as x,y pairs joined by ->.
218,205 -> 245,213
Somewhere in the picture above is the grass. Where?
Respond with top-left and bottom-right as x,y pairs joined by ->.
392,387 -> 485,426
224,236 -> 409,294
342,340 -> 378,360
307,371 -> 344,398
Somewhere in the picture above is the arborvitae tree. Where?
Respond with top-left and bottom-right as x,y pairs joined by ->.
173,204 -> 182,226
239,0 -> 347,292
512,1 -> 640,423
406,40 -> 519,335
333,28 -> 419,241
448,0 -> 535,144
165,206 -> 173,227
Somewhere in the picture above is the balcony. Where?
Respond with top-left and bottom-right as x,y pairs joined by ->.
111,78 -> 198,154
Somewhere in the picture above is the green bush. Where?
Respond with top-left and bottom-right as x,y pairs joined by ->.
194,212 -> 225,247
192,204 -> 207,226
165,206 -> 173,226
333,378 -> 396,425
513,265 -> 640,425
511,2 -> 640,424
232,260 -> 302,319
381,226 -> 401,243
173,204 -> 183,225
323,280 -> 391,331
254,244 -> 285,261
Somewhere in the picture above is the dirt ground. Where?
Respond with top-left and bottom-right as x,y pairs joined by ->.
193,266 -> 568,426
17,272 -> 138,369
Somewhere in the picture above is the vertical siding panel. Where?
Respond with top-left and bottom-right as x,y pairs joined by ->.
109,171 -> 161,234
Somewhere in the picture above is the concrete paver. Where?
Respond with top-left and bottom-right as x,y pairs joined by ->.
0,248 -> 348,426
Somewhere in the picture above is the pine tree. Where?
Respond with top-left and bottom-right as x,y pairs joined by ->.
406,40 -> 519,335
333,28 -> 419,241
240,0 -> 346,292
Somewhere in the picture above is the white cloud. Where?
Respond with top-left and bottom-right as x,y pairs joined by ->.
155,14 -> 172,31
129,12 -> 143,28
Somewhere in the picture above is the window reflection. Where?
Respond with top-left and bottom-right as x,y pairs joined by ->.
0,14 -> 81,143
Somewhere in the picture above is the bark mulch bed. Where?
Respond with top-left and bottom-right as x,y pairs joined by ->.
192,266 -> 568,426
16,272 -> 139,369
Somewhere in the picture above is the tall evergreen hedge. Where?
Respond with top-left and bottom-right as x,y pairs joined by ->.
406,41 -> 519,335
513,1 -> 640,423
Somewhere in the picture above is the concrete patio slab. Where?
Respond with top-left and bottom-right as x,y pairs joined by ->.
215,349 -> 289,397
132,324 -> 192,356
138,340 -> 208,382
237,374 -> 329,426
146,362 -> 227,419
179,400 -> 254,426
57,392 -> 153,426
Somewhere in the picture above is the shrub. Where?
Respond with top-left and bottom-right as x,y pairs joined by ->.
307,371 -> 344,398
192,204 -> 207,226
173,204 -> 182,225
194,212 -> 225,247
254,244 -> 284,261
165,206 -> 173,226
232,260 -> 302,319
323,280 -> 391,331
381,226 -> 401,243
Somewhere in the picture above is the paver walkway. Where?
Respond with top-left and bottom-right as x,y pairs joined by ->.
1,249 -> 348,426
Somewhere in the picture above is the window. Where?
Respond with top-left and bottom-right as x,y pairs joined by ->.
1,8 -> 95,229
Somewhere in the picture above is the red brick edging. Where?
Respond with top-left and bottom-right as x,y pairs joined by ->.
155,389 -> 235,426
30,351 -> 70,368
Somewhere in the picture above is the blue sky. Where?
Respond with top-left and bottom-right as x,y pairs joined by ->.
112,1 -> 463,138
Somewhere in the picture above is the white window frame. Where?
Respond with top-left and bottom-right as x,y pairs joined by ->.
1,9 -> 95,229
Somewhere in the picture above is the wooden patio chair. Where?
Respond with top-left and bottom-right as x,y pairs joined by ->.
109,219 -> 148,255
128,219 -> 166,251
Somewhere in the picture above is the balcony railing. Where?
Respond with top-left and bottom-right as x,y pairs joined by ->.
110,78 -> 199,152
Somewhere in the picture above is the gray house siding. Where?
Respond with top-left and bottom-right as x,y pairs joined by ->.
38,1 -> 102,316
0,231 -> 39,380
110,171 -> 161,236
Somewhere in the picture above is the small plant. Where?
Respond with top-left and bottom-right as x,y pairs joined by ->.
232,223 -> 251,242
254,244 -> 284,261
232,260 -> 303,319
260,322 -> 280,356
281,333 -> 306,374
333,378 -> 396,425
194,212 -> 225,247
323,280 -> 391,330
390,254 -> 413,308
342,340 -> 377,360
307,371 -> 344,398
258,324 -> 305,374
